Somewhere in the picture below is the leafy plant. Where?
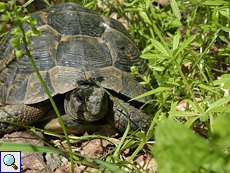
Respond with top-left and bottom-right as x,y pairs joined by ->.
155,117 -> 230,173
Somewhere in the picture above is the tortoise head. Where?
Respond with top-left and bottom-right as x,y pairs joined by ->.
64,85 -> 108,122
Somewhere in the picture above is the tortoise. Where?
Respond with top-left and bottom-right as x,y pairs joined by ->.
0,2 -> 152,135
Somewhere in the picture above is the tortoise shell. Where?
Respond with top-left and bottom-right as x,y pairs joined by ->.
0,2 -> 149,105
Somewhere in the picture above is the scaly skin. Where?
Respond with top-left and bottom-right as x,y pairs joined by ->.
107,97 -> 151,133
0,102 -> 51,134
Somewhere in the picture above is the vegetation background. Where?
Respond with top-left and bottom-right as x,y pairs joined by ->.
1,0 -> 230,172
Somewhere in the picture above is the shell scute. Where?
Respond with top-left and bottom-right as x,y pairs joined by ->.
0,3 -> 150,105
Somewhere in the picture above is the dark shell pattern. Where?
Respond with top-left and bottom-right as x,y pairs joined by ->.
0,3 -> 149,105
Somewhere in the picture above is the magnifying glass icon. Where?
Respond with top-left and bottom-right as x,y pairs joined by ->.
3,154 -> 18,170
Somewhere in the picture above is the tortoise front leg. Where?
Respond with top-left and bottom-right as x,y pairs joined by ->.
0,103 -> 50,134
108,97 -> 152,133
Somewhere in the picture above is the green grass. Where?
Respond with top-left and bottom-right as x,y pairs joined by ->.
1,0 -> 230,172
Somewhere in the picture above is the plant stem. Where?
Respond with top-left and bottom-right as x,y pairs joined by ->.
13,3 -> 74,172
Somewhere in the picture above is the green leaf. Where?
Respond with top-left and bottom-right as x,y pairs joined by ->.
199,114 -> 208,122
0,2 -> 6,12
206,106 -> 230,113
221,26 -> 230,32
151,39 -> 170,57
141,53 -> 169,59
212,114 -> 230,149
124,8 -> 140,12
184,116 -> 199,128
139,11 -> 152,25
9,37 -> 20,48
170,0 -> 181,20
205,95 -> 230,113
200,25 -> 213,33
135,131 -> 147,141
31,27 -> 40,36
174,35 -> 196,57
211,21 -> 230,32
29,18 -> 38,26
198,83 -> 222,96
123,0 -> 139,7
130,66 -> 138,74
21,15 -> 37,26
139,81 -> 148,85
221,74 -> 230,78
213,75 -> 230,85
1,14 -> 9,21
219,10 -> 230,20
168,110 -> 200,117
155,119 -> 212,173
171,19 -> 183,27
149,65 -> 165,71
212,11 -> 219,23
0,142 -> 66,153
26,27 -> 40,37
223,80 -> 230,89
146,129 -> 154,140
173,33 -> 180,50
140,53 -> 155,59
11,27 -> 23,36
129,83 -> 181,101
202,1 -> 228,5
20,15 -> 31,22
25,36 -> 31,44
0,32 -> 8,37
15,50 -> 23,60
184,99 -> 200,113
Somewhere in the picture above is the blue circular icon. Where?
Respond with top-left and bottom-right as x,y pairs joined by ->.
3,154 -> 14,165
3,154 -> 18,170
